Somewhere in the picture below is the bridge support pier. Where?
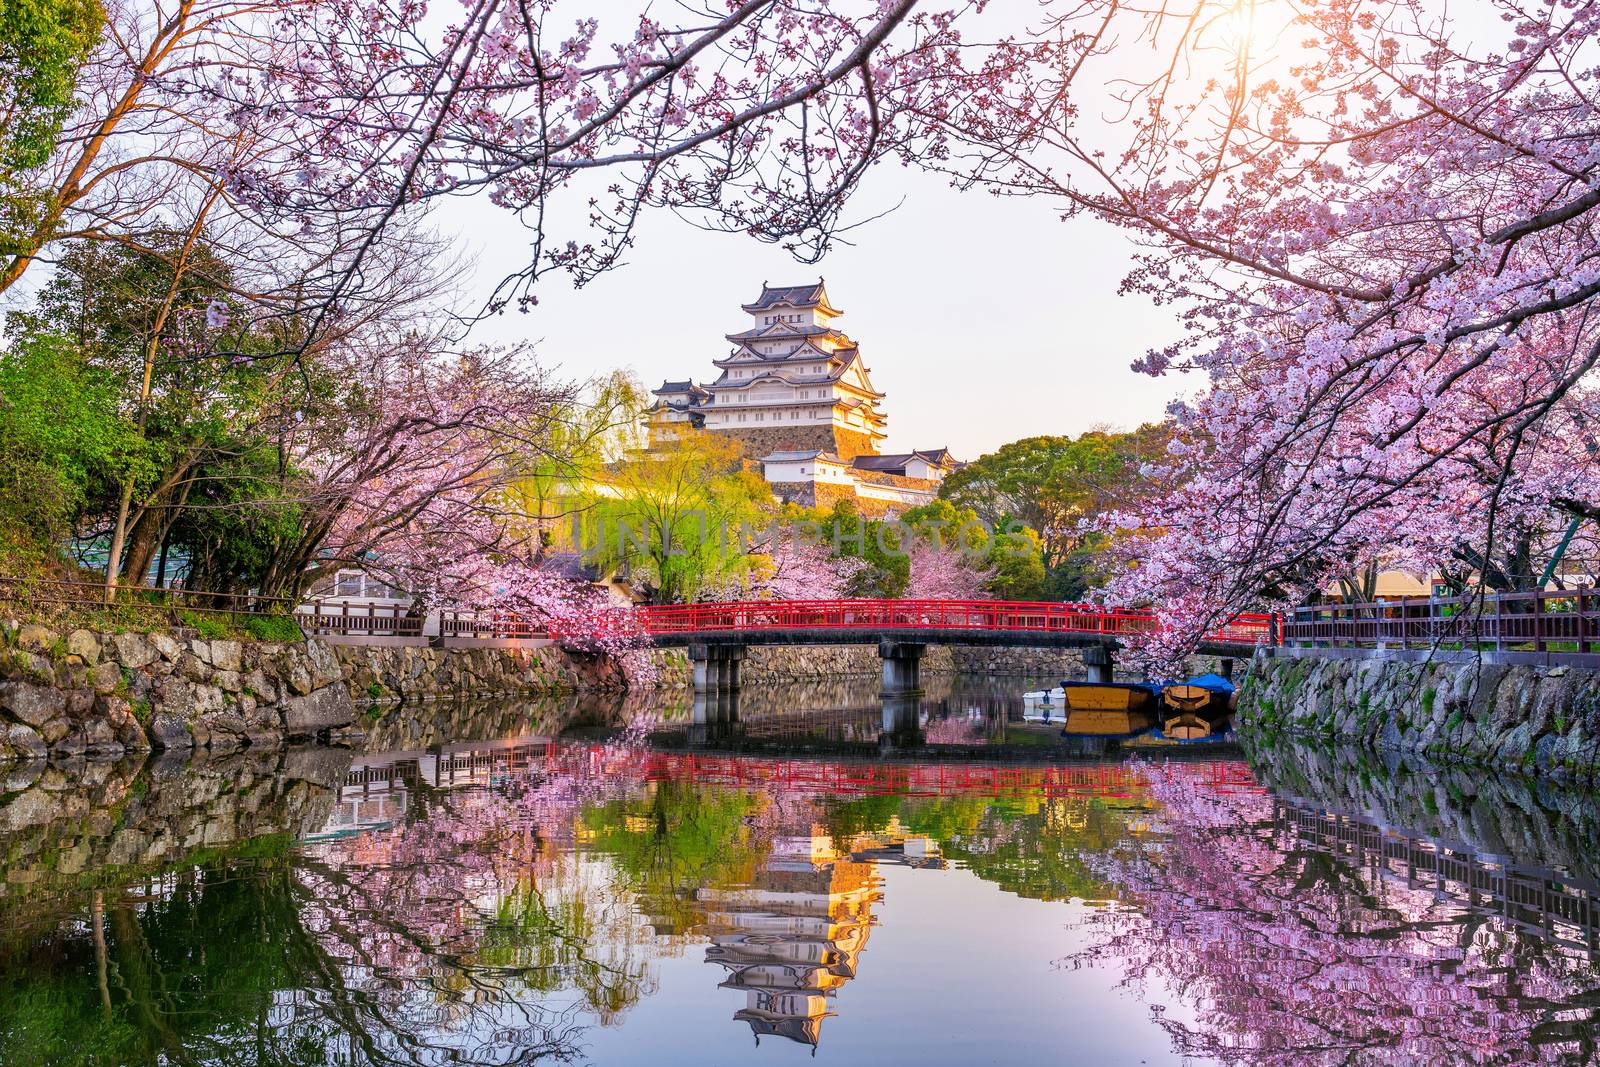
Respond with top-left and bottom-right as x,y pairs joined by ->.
1083,645 -> 1114,684
688,643 -> 746,694
879,639 -> 926,694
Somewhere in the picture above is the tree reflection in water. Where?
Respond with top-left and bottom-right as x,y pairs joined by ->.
1067,767 -> 1600,1065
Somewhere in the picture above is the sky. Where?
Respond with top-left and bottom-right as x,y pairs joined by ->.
453,163 -> 1192,461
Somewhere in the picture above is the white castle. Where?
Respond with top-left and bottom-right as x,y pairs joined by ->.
645,281 -> 958,513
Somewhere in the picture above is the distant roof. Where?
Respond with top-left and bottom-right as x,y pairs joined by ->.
741,279 -> 841,316
654,379 -> 709,396
851,449 -> 955,474
761,448 -> 841,461
538,552 -> 599,582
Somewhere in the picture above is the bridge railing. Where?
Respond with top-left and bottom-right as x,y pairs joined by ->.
1283,589 -> 1600,655
631,598 -> 1277,646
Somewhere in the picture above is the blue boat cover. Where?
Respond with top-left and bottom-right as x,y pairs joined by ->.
1183,672 -> 1236,693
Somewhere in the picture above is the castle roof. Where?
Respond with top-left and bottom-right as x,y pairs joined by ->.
741,279 -> 840,316
850,449 -> 957,475
708,350 -> 885,400
654,380 -> 710,398
724,320 -> 842,343
714,336 -> 848,366
760,449 -> 845,464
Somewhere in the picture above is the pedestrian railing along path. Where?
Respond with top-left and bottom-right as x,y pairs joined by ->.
1283,589 -> 1600,658
295,602 -> 551,642
0,576 -> 552,645
0,575 -> 303,635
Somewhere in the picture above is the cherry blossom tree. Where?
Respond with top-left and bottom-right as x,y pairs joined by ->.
913,0 -> 1600,643
707,530 -> 870,601
904,541 -> 994,600
229,0 -> 990,314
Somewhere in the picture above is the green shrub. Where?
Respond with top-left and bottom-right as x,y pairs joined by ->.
179,610 -> 232,640
242,613 -> 303,642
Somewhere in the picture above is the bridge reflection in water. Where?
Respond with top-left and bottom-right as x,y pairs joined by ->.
674,673 -> 1163,760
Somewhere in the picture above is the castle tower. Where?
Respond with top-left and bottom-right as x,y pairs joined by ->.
698,281 -> 888,460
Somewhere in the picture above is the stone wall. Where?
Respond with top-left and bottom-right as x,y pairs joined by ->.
0,622 -> 350,762
947,646 -> 1086,676
1244,739 -> 1600,878
713,423 -> 876,459
1239,648 -> 1600,782
733,644 -> 1235,681
0,619 -> 693,763
333,644 -> 687,700
723,644 -> 1106,682
765,479 -> 902,517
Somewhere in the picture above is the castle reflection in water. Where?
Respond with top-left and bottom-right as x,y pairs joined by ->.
701,824 -> 944,1046
313,734 -> 962,1047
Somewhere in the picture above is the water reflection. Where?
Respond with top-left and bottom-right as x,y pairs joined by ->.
676,673 -> 1158,758
1,686 -> 1599,1065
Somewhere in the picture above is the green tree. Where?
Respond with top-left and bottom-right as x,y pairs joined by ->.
0,0 -> 103,256
165,440 -> 307,595
508,369 -> 647,555
9,237 -> 295,586
813,499 -> 910,596
0,331 -> 138,554
579,429 -> 773,602
939,426 -> 1169,599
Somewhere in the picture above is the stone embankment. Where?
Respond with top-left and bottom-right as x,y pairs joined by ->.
338,644 -> 688,700
1240,649 -> 1600,782
0,620 -> 691,762
731,644 -> 1091,682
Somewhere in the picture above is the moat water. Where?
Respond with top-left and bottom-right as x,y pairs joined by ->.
2,676 -> 1599,1065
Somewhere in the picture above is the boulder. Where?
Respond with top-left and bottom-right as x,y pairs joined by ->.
0,681 -> 66,727
210,640 -> 243,673
3,722 -> 47,760
14,624 -> 59,652
282,685 -> 354,736
111,632 -> 158,669
65,630 -> 101,665
147,712 -> 194,751
90,661 -> 122,694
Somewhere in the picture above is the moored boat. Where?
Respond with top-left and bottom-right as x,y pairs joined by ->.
1159,672 -> 1235,739
1059,681 -> 1162,736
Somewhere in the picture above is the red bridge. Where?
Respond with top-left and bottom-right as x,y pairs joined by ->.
615,598 -> 1276,652
554,599 -> 1278,692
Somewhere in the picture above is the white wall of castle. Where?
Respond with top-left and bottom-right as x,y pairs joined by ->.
855,480 -> 937,506
763,456 -> 858,484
